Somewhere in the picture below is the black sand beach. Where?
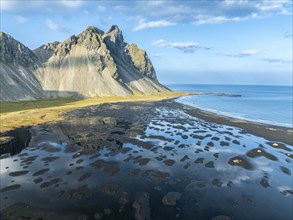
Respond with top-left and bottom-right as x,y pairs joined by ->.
0,100 -> 292,220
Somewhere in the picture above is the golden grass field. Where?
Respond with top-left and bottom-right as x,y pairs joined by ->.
0,92 -> 194,133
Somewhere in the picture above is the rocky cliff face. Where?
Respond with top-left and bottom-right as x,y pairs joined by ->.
0,32 -> 44,101
126,44 -> 157,81
33,41 -> 59,63
35,25 -> 168,97
0,25 -> 169,101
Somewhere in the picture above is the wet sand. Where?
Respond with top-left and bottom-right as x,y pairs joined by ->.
179,100 -> 293,146
0,99 -> 292,220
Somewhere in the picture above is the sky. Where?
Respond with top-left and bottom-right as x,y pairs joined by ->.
1,0 -> 292,85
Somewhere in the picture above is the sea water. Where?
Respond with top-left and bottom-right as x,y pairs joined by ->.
169,84 -> 293,128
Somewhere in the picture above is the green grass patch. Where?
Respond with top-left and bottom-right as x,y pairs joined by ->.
0,98 -> 79,114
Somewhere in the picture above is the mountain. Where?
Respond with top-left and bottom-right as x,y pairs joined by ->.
0,25 -> 169,101
34,25 -> 169,97
0,32 -> 45,101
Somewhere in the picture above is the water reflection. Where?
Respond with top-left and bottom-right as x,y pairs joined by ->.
0,127 -> 31,157
0,102 -> 292,220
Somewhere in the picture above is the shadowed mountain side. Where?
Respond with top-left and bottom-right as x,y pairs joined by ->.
34,52 -> 132,97
43,90 -> 83,98
33,41 -> 59,63
34,26 -> 170,96
0,25 -> 170,101
0,32 -> 45,101
35,54 -> 168,97
0,62 -> 44,101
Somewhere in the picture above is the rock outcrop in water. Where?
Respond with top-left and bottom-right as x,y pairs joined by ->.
0,25 -> 169,101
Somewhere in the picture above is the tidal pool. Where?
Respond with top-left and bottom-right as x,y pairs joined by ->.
0,102 -> 292,220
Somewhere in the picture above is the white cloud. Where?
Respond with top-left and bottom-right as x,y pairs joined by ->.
256,0 -> 291,14
97,5 -> 106,12
133,19 -> 176,31
277,185 -> 293,196
215,49 -> 260,57
1,0 -> 84,13
46,19 -> 61,31
222,0 -> 247,6
195,15 -> 242,25
239,49 -> 260,56
133,0 -> 292,26
283,31 -> 293,38
146,1 -> 165,7
194,12 -> 262,25
15,15 -> 28,23
257,4 -> 283,12
1,1 -> 16,11
215,50 -> 292,64
152,53 -> 164,58
1,0 -> 292,26
262,58 -> 292,64
1,1 -> 44,12
59,0 -> 84,9
153,39 -> 210,53
45,19 -> 69,33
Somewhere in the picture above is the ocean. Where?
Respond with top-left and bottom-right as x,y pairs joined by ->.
168,84 -> 293,128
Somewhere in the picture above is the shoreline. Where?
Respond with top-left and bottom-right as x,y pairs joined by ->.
0,94 -> 292,145
0,92 -> 194,133
168,100 -> 293,145
178,102 -> 291,129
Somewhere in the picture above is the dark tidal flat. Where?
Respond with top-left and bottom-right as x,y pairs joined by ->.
0,100 -> 292,220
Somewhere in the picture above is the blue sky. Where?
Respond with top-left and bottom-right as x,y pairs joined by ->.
1,0 -> 292,85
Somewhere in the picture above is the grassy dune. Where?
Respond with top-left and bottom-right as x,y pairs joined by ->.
0,92 -> 193,133
0,98 -> 78,114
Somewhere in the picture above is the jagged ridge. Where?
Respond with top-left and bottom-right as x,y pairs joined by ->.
0,25 -> 169,101
34,25 -> 168,97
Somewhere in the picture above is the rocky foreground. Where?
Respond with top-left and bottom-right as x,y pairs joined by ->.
0,100 -> 292,220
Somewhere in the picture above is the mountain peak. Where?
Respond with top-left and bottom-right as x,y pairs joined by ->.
0,31 -> 10,38
42,41 -> 60,49
84,26 -> 104,35
0,26 -> 170,101
108,25 -> 120,32
104,25 -> 124,47
0,31 -> 38,66
0,32 -> 16,44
